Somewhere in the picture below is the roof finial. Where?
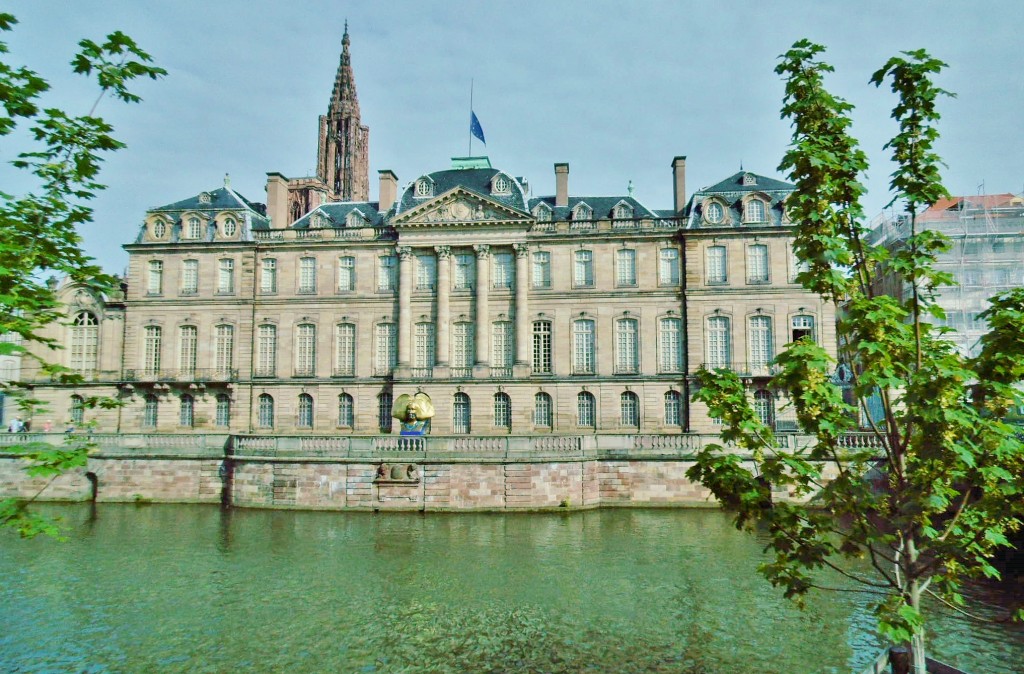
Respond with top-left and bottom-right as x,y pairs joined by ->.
342,19 -> 350,46
627,180 -> 635,198
740,160 -> 744,172
224,172 -> 231,188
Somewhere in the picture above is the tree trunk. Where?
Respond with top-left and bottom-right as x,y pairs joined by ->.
910,580 -> 927,674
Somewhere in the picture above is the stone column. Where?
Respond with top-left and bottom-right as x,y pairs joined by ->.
434,246 -> 451,375
513,243 -> 531,376
473,244 -> 490,377
396,245 -> 413,375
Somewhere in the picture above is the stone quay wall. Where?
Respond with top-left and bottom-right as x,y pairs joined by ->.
0,433 -> 877,511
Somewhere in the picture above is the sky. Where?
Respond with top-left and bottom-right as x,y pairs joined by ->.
4,1 -> 1023,274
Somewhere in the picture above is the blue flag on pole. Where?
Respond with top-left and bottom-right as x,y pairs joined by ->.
470,111 -> 486,145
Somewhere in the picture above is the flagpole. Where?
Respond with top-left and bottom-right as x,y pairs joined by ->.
469,78 -> 474,156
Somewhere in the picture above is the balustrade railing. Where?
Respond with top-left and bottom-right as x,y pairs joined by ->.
124,368 -> 238,383
373,436 -> 425,452
489,367 -> 512,378
409,368 -> 433,379
698,362 -> 779,377
449,367 -> 473,378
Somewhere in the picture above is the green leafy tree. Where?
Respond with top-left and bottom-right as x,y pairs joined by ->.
687,39 -> 1024,673
0,13 -> 165,536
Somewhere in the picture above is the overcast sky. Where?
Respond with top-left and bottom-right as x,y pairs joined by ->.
4,1 -> 1023,273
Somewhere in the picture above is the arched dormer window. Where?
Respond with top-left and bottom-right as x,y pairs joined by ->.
744,198 -> 767,224
151,219 -> 167,239
186,216 -> 202,240
223,217 -> 237,237
704,201 -> 725,225
491,174 -> 512,196
346,210 -> 368,228
533,203 -> 552,222
414,177 -> 434,198
612,202 -> 633,220
572,202 -> 592,221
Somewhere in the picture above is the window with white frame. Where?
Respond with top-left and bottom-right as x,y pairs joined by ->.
375,324 -> 397,373
492,252 -> 514,289
218,258 -> 234,293
664,390 -> 682,426
747,244 -> 769,283
705,201 -> 724,224
744,199 -> 767,223
620,391 -> 640,428
152,219 -> 166,238
534,204 -> 552,222
143,325 -> 162,374
577,391 -> 596,427
260,258 -> 277,293
659,248 -> 680,286
338,394 -> 354,427
706,245 -> 727,283
414,323 -> 435,369
532,321 -> 552,374
789,246 -> 810,282
70,394 -> 85,424
214,324 -> 234,373
70,312 -> 98,374
179,394 -> 194,428
415,178 -> 432,197
573,203 -> 592,221
378,392 -> 393,432
748,315 -> 774,371
454,253 -> 475,290
453,393 -> 471,434
147,260 -> 163,295
181,259 -> 198,294
615,318 -> 639,374
613,203 -> 633,220
215,394 -> 230,428
706,316 -> 730,368
492,321 -> 513,369
143,394 -> 159,428
493,392 -> 511,429
378,255 -> 397,291
256,325 -> 277,376
338,256 -> 355,291
223,217 -> 237,237
295,324 -> 316,376
299,257 -> 317,293
616,249 -> 637,286
532,251 -> 551,288
416,254 -> 436,291
658,317 -> 683,372
179,325 -> 197,374
336,323 -> 356,376
791,315 -> 815,343
257,394 -> 274,429
452,323 -> 474,370
492,175 -> 511,195
573,250 -> 594,287
186,216 -> 201,240
534,392 -> 552,427
753,389 -> 774,426
572,319 -> 596,374
297,393 -> 314,428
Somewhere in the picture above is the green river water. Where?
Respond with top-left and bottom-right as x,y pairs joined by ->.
1,504 -> 1021,673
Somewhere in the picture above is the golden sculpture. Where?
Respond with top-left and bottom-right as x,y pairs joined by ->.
391,392 -> 434,435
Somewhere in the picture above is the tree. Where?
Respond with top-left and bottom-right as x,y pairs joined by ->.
0,13 -> 165,537
686,39 -> 1024,673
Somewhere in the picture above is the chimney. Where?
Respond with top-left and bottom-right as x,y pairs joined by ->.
672,156 -> 687,213
555,162 -> 569,208
378,170 -> 398,213
265,172 -> 289,227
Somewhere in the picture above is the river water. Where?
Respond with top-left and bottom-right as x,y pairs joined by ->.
0,504 -> 1020,673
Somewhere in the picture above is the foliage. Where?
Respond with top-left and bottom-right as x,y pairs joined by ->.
687,39 -> 1024,672
0,13 -> 165,536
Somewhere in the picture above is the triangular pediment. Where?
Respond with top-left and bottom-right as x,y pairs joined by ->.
394,187 -> 530,227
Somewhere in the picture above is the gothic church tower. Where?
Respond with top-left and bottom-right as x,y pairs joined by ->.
316,23 -> 370,202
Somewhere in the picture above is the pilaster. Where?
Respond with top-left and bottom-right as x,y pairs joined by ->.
513,243 -> 531,377
473,244 -> 490,377
434,246 -> 451,377
396,245 -> 413,377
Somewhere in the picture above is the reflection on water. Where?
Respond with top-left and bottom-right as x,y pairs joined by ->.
0,504 -> 1020,673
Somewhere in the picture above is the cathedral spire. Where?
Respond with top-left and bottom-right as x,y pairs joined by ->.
317,22 -> 369,202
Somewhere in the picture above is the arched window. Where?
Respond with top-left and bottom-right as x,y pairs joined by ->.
577,391 -> 596,428
453,392 -> 471,434
152,219 -> 167,238
754,389 -> 774,427
257,394 -> 274,429
338,393 -> 354,427
186,216 -> 201,239
70,394 -> 85,424
215,394 -> 230,428
70,311 -> 99,374
620,391 -> 640,428
613,203 -> 633,220
223,217 -> 237,237
378,392 -> 393,433
297,393 -> 314,428
143,394 -> 159,428
534,392 -> 552,427
664,390 -> 682,427
179,394 -> 194,428
705,201 -> 724,224
493,392 -> 511,429
748,315 -> 774,372
744,199 -> 767,223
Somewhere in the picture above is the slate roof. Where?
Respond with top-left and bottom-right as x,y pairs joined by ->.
290,202 -> 386,229
684,170 -> 794,229
152,186 -> 266,215
135,185 -> 269,243
527,195 -> 658,222
701,171 -> 793,194
395,167 -> 529,215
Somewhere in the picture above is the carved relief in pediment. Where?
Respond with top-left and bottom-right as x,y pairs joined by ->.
418,197 -> 502,224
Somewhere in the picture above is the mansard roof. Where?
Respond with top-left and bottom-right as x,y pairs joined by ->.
684,170 -> 794,229
701,170 -> 793,195
151,185 -> 266,216
396,167 -> 528,215
134,183 -> 270,243
290,201 -> 385,229
526,195 -> 657,221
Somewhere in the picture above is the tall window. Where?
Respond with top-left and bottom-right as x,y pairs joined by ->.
573,250 -> 594,287
577,391 -> 596,427
454,253 -> 475,290
791,315 -> 815,342
414,323 -> 436,369
181,259 -> 198,294
70,311 -> 98,374
620,391 -> 640,428
659,248 -> 680,285
338,393 -> 354,427
218,258 -> 234,293
532,251 -> 551,288
299,257 -> 317,293
658,317 -> 683,373
186,216 -> 201,239
532,321 -> 552,374
706,246 -> 727,283
338,256 -> 355,291
257,394 -> 274,429
260,258 -> 277,293
295,324 -> 316,376
214,324 -> 234,374
492,252 -> 514,289
416,254 -> 436,290
453,392 -> 471,434
223,217 -> 237,237
143,325 -> 162,375
747,244 -> 769,283
257,325 -> 277,376
378,392 -> 393,432
452,323 -> 474,370
615,318 -> 639,374
664,390 -> 682,427
745,199 -> 767,223
493,392 -> 511,429
297,393 -> 314,428
147,260 -> 163,295
335,323 -> 356,376
616,249 -> 637,286
143,394 -> 158,428
215,394 -> 230,428
375,324 -> 397,374
179,394 -> 194,428
753,389 -> 774,426
789,247 -> 810,283
749,315 -> 774,371
70,395 -> 85,424
492,321 -> 513,369
534,392 -> 553,427
179,325 -> 198,374
706,316 -> 730,368
573,319 -> 596,374
378,255 -> 397,291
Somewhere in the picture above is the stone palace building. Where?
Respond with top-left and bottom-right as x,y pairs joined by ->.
21,28 -> 835,437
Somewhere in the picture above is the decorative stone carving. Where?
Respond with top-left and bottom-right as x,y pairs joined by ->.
434,245 -> 452,260
395,245 -> 413,260
513,243 -> 530,258
473,244 -> 490,259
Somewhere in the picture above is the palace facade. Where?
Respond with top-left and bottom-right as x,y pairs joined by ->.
21,29 -> 835,437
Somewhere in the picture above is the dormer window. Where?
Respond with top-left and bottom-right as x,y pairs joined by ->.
223,217 -> 237,237
744,199 -> 767,223
492,175 -> 511,196
533,203 -> 552,222
572,203 -> 592,221
311,212 -> 330,229
346,210 -> 368,228
186,216 -> 201,239
152,220 -> 167,238
705,201 -> 725,225
613,203 -> 633,220
415,178 -> 433,198
198,192 -> 212,204
742,173 -> 757,186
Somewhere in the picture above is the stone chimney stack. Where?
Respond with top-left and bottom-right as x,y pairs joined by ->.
555,163 -> 569,208
266,172 -> 289,227
672,156 -> 687,213
378,170 -> 398,213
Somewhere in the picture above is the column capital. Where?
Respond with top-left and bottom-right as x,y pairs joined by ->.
473,244 -> 491,259
434,245 -> 452,260
513,243 -> 530,258
396,245 -> 414,260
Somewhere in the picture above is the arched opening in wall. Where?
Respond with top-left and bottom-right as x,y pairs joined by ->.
85,471 -> 98,502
